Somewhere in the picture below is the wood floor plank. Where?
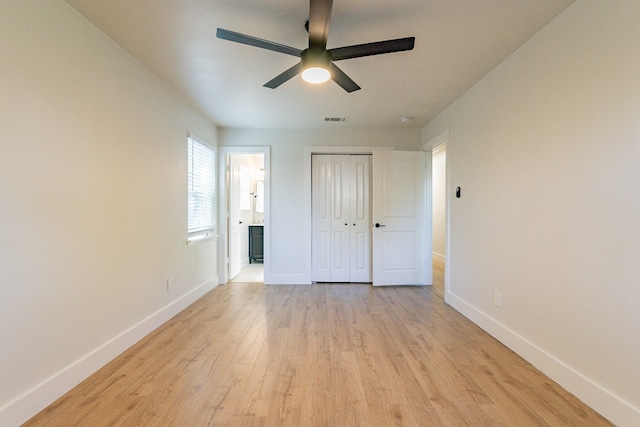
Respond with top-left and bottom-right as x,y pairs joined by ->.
24,283 -> 612,426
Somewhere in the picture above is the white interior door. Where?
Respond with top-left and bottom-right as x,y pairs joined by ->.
228,160 -> 241,280
372,150 -> 428,286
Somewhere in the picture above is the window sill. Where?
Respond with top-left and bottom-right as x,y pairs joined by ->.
187,232 -> 216,246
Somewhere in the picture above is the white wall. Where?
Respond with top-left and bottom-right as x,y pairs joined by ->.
422,1 -> 640,425
219,129 -> 422,284
0,1 -> 218,424
431,144 -> 446,262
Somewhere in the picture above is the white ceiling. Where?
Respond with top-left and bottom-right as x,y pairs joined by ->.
65,0 -> 574,129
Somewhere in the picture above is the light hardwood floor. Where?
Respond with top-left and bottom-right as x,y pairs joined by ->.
25,283 -> 611,426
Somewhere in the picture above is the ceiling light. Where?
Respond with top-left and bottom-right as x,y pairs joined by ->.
302,66 -> 331,84
400,116 -> 413,123
301,48 -> 332,85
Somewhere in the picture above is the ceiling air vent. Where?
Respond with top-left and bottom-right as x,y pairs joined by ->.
324,117 -> 349,122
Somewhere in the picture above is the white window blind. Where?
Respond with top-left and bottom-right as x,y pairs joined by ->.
188,135 -> 215,240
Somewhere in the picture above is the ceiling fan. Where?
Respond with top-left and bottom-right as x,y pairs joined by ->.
216,0 -> 415,93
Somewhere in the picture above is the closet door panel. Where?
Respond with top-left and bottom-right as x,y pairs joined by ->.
330,156 -> 351,282
311,155 -> 332,282
350,156 -> 371,282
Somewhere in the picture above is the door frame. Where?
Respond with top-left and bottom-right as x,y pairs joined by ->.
304,146 -> 393,284
218,146 -> 271,284
422,129 -> 451,300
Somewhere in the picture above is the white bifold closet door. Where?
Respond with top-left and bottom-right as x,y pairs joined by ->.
312,154 -> 371,283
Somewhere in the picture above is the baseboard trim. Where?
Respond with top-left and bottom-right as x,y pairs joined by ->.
0,277 -> 218,427
445,290 -> 640,427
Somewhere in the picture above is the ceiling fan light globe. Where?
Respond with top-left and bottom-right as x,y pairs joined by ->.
302,66 -> 331,84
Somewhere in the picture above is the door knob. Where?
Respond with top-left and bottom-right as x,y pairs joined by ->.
375,223 -> 386,228
239,221 -> 243,224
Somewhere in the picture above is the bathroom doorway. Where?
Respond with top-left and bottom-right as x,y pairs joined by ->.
219,147 -> 270,284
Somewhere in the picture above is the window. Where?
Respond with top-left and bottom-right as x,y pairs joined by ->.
187,134 -> 215,243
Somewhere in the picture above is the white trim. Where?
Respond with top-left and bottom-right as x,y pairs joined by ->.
423,150 -> 433,286
0,278 -> 218,427
187,232 -> 215,246
422,129 -> 449,151
446,291 -> 640,427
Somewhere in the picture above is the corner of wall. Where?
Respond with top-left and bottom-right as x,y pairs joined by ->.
444,291 -> 640,427
0,278 -> 218,427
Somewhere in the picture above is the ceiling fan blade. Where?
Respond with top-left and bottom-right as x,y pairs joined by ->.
216,28 -> 302,57
330,63 -> 360,93
329,37 -> 415,61
308,0 -> 333,49
264,63 -> 303,89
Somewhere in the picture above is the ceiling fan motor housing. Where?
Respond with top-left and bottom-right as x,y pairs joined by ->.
301,48 -> 332,70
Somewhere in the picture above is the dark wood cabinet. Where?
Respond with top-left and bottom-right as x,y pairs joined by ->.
248,225 -> 263,263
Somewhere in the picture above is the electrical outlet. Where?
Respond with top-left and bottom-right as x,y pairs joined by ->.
167,278 -> 174,293
493,290 -> 502,307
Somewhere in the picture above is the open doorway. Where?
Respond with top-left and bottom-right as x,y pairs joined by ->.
424,129 -> 449,299
219,147 -> 270,284
431,143 -> 446,298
